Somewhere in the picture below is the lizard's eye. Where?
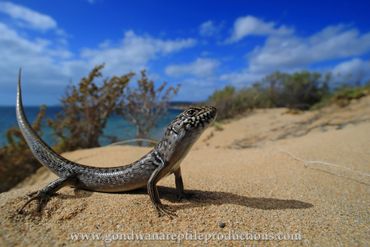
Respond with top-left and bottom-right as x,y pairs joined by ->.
186,109 -> 196,115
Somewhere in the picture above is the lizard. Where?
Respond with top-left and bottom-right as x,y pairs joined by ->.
16,70 -> 217,217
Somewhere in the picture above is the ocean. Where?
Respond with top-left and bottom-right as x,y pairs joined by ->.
0,106 -> 182,147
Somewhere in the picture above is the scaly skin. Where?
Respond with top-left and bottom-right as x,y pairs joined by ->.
16,70 -> 217,217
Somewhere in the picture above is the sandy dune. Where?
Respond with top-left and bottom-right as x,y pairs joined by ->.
1,97 -> 369,246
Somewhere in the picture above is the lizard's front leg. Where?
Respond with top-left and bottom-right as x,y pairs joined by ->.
147,159 -> 176,217
18,176 -> 76,214
174,167 -> 193,201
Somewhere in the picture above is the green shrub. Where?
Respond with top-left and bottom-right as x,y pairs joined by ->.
330,85 -> 369,107
208,86 -> 236,119
260,71 -> 329,109
209,71 -> 332,120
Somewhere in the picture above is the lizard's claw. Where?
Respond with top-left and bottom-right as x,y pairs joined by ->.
155,203 -> 177,218
18,191 -> 50,214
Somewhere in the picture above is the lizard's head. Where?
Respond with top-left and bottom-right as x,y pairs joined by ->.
168,105 -> 217,137
158,106 -> 217,162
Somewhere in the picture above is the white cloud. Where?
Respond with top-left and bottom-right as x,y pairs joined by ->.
0,21 -> 197,104
228,15 -> 292,43
221,21 -> 370,86
331,58 -> 370,83
0,23 -> 74,104
0,2 -> 57,31
165,58 -> 219,77
199,20 -> 222,37
0,22 -> 71,80
80,31 -> 196,75
248,25 -> 370,73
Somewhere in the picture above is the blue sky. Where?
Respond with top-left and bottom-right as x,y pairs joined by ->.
0,0 -> 370,105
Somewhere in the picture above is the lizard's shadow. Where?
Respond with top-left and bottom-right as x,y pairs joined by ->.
128,186 -> 313,210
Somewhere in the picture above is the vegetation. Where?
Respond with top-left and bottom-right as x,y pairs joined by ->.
48,64 -> 134,152
209,71 -> 369,120
0,106 -> 46,192
118,70 -> 179,145
325,83 -> 370,107
263,71 -> 329,109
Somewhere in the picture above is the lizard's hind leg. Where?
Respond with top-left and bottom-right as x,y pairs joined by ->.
18,176 -> 76,214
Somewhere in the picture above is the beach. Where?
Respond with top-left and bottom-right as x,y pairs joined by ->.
1,97 -> 369,246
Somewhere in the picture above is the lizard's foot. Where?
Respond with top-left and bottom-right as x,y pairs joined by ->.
18,191 -> 51,214
155,203 -> 177,218
177,192 -> 195,202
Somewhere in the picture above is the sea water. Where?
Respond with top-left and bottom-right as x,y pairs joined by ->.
0,106 -> 181,147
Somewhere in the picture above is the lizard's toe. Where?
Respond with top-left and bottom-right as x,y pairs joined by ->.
156,204 -> 177,218
18,191 -> 50,214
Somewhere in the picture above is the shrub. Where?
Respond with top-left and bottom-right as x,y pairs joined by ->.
118,70 -> 179,145
260,71 -> 329,109
329,84 -> 369,107
208,86 -> 236,119
48,64 -> 134,152
0,106 -> 46,192
209,71 -> 331,120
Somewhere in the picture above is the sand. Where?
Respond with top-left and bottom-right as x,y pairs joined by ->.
1,97 -> 369,246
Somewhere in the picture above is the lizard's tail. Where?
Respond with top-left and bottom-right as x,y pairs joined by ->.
16,69 -> 84,176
